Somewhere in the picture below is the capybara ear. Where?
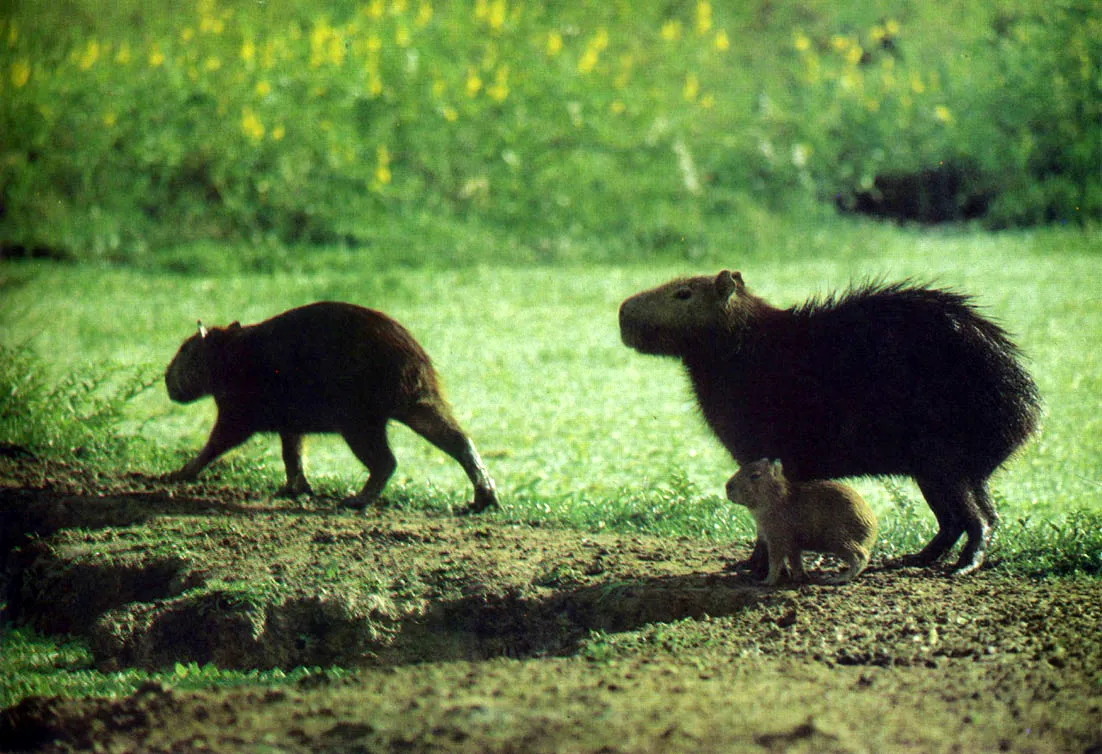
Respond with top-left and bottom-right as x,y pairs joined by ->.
197,320 -> 208,339
228,321 -> 242,330
715,270 -> 744,301
771,458 -> 783,475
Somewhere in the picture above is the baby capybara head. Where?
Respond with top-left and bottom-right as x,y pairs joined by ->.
619,270 -> 756,357
725,458 -> 788,510
165,322 -> 215,403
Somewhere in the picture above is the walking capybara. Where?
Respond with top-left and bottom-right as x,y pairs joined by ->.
620,271 -> 1041,576
164,301 -> 498,513
726,459 -> 878,585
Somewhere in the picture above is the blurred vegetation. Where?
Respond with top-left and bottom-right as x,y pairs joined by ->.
1,0 -> 1099,261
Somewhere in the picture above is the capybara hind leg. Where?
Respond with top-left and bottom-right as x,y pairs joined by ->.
973,481 -> 999,529
400,401 -> 499,512
275,432 -> 312,498
341,424 -> 397,510
163,416 -> 251,483
902,476 -> 966,567
825,548 -> 869,585
951,486 -> 994,577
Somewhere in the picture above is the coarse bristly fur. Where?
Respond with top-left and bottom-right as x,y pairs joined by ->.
727,458 -> 878,586
164,301 -> 498,513
619,270 -> 1041,576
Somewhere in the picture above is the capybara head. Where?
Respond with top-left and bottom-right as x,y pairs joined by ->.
619,270 -> 756,356
165,321 -> 228,403
725,458 -> 788,510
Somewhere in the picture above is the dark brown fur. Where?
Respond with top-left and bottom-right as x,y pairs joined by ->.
164,301 -> 498,512
620,271 -> 1041,576
726,459 -> 878,585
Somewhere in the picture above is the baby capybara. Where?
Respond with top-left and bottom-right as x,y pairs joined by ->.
164,301 -> 498,513
620,271 -> 1041,576
726,459 -> 878,585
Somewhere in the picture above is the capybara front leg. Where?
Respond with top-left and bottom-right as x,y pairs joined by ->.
163,416 -> 251,483
341,423 -> 397,510
401,401 -> 499,513
275,432 -> 312,498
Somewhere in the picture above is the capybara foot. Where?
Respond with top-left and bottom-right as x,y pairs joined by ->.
275,480 -> 312,499
465,487 -> 500,514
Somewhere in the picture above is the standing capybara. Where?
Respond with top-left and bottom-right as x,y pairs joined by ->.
726,459 -> 878,585
620,271 -> 1041,576
164,301 -> 498,513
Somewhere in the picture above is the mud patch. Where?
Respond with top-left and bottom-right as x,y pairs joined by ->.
2,460 -> 1101,753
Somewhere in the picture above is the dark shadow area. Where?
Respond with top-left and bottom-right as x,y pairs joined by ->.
838,162 -> 992,224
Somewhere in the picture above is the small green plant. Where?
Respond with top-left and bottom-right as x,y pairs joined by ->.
0,343 -> 159,463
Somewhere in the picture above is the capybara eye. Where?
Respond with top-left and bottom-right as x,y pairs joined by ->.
674,288 -> 692,300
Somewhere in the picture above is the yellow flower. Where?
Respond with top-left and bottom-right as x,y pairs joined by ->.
592,27 -> 609,52
241,40 -> 256,63
885,19 -> 900,36
255,80 -> 271,96
181,27 -> 195,42
660,20 -> 682,41
695,1 -> 712,35
271,125 -> 285,141
241,107 -> 265,141
465,67 -> 482,96
700,93 -> 715,109
79,39 -> 100,70
366,0 -> 384,18
415,2 -> 433,27
375,145 -> 392,184
10,58 -> 30,88
546,30 -> 563,56
148,46 -> 165,67
934,105 -> 952,123
442,105 -> 458,122
910,73 -> 925,93
488,0 -> 507,31
487,65 -> 509,102
395,25 -> 411,47
204,56 -> 222,72
610,100 -> 625,114
577,48 -> 598,74
793,31 -> 811,52
845,44 -> 863,66
683,72 -> 699,101
869,24 -> 886,43
831,34 -> 851,52
115,43 -> 131,64
714,30 -> 729,51
103,111 -> 117,127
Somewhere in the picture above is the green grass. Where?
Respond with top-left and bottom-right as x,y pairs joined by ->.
1,220 -> 1100,707
2,221 -> 1100,568
0,626 -> 346,709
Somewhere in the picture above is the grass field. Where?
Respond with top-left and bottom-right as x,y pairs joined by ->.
2,221 -> 1100,566
1,0 -> 1100,729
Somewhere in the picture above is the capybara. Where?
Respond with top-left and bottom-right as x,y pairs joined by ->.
164,301 -> 498,513
726,459 -> 878,585
620,271 -> 1041,576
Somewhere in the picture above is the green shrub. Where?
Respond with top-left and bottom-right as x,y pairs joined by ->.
0,1 -> 1098,260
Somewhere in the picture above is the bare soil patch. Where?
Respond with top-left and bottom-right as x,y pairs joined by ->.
1,458 -> 1100,753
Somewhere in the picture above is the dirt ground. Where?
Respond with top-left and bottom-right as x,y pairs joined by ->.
1,457 -> 1100,753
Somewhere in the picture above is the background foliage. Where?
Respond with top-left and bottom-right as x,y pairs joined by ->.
1,0 -> 1099,260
